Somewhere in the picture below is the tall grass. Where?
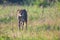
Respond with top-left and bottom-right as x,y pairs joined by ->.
0,4 -> 60,40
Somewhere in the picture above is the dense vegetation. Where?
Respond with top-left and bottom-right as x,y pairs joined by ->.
0,0 -> 59,6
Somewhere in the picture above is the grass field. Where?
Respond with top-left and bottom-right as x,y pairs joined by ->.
0,3 -> 60,40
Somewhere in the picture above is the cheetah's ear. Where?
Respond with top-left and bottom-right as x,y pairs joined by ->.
17,9 -> 20,12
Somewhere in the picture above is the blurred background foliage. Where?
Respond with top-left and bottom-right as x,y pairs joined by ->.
0,0 -> 59,6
